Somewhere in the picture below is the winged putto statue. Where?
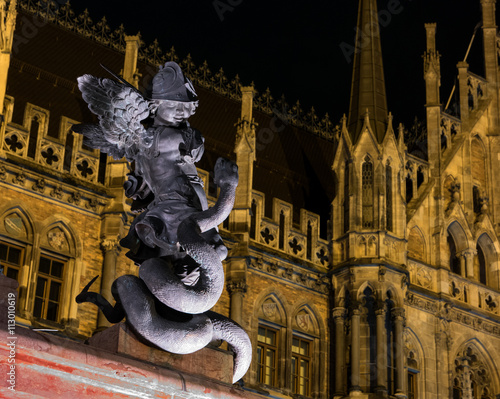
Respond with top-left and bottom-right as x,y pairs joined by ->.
74,62 -> 251,383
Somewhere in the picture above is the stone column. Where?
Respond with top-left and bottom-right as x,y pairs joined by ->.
332,307 -> 346,395
392,307 -> 406,397
459,253 -> 467,277
423,23 -> 441,178
460,356 -> 473,399
0,0 -> 16,115
123,35 -> 141,88
457,62 -> 469,120
480,0 -> 499,133
435,331 -> 451,399
376,302 -> 387,393
464,250 -> 476,280
350,306 -> 361,393
226,279 -> 247,326
233,86 -> 257,234
0,0 -> 16,156
96,239 -> 120,330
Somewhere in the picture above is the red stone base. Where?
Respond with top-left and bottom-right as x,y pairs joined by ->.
0,324 -> 253,398
88,322 -> 234,384
0,274 -> 258,399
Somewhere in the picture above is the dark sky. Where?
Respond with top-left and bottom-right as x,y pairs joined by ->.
69,0 -> 490,128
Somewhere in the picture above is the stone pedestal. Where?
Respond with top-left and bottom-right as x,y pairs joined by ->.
88,323 -> 234,384
0,323 -> 250,398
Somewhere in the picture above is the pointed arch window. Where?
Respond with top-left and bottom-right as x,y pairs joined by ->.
406,176 -> 414,203
476,234 -> 498,289
386,164 -> 393,231
452,346 -> 494,399
0,241 -> 24,282
473,186 -> 481,215
476,242 -> 487,285
257,325 -> 279,387
292,336 -> 312,396
362,157 -> 374,228
1,207 -> 80,330
448,232 -> 461,275
344,160 -> 350,233
33,254 -> 65,322
471,138 -> 487,197
292,306 -> 321,397
256,296 -> 324,396
407,351 -> 419,399
448,223 -> 469,277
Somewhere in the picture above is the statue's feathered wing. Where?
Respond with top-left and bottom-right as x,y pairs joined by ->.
73,75 -> 152,161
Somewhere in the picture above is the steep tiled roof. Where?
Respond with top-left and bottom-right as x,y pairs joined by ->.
9,2 -> 336,234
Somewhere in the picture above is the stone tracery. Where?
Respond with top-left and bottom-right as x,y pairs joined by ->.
453,345 -> 494,399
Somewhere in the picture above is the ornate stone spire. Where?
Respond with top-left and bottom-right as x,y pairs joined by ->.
0,0 -> 17,117
347,0 -> 388,143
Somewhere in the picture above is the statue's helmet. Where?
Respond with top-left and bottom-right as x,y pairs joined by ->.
151,62 -> 198,102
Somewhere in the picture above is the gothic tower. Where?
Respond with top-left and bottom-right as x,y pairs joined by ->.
0,0 -> 16,158
331,0 -> 408,396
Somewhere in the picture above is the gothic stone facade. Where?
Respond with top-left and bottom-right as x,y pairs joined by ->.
0,0 -> 499,398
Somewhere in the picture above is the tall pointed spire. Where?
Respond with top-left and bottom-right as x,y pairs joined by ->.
347,0 -> 388,143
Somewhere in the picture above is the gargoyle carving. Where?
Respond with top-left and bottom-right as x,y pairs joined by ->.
74,62 -> 251,383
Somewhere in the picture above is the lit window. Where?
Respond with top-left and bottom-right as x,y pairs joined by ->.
257,326 -> 278,386
0,242 -> 24,282
408,371 -> 417,399
33,255 -> 65,322
292,336 -> 311,396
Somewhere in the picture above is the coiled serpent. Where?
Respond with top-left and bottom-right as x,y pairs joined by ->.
77,158 -> 251,383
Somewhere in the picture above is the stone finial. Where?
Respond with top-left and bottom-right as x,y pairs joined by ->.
480,0 -> 496,28
387,112 -> 394,133
424,23 -> 437,52
0,0 -> 17,115
123,35 -> 141,88
240,85 -> 256,122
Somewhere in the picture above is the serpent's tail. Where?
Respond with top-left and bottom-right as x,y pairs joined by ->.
207,311 -> 252,383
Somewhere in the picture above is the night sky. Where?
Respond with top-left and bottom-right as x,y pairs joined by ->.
69,0 -> 492,129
